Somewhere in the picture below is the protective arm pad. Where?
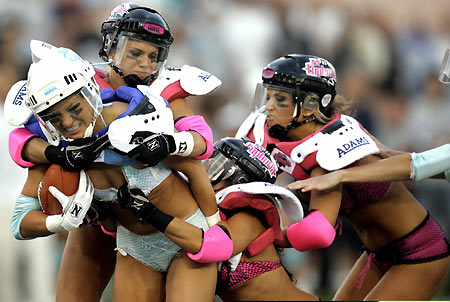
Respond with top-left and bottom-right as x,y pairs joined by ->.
188,224 -> 233,263
410,144 -> 450,181
9,128 -> 39,168
10,194 -> 42,240
175,115 -> 213,160
286,210 -> 336,252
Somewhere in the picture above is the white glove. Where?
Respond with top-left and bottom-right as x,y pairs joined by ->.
45,170 -> 94,232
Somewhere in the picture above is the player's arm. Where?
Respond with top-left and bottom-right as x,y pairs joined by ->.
117,185 -> 233,262
286,154 -> 412,192
165,157 -> 220,224
283,167 -> 341,252
13,166 -> 94,239
10,127 -> 109,171
169,97 -> 212,159
22,137 -> 51,164
287,144 -> 450,192
11,165 -> 53,239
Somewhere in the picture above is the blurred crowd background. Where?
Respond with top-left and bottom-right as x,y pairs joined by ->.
1,0 -> 450,301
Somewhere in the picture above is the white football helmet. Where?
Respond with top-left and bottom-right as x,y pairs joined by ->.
25,56 -> 102,141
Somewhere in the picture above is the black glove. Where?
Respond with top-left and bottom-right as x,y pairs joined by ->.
117,184 -> 153,219
117,184 -> 173,232
82,199 -> 112,226
127,131 -> 176,166
45,134 -> 110,170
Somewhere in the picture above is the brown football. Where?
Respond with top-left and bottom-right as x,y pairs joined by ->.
38,164 -> 80,215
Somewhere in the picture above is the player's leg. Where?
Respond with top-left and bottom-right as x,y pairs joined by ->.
333,251 -> 383,301
365,256 -> 450,300
56,226 -> 116,302
166,251 -> 217,302
112,252 -> 165,302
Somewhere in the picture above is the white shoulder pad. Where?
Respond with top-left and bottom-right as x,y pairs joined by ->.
4,80 -> 32,126
291,115 -> 379,170
30,40 -> 57,63
30,40 -> 83,63
216,182 -> 304,223
234,107 -> 267,145
108,99 -> 174,153
180,65 -> 222,95
148,67 -> 181,96
235,110 -> 259,138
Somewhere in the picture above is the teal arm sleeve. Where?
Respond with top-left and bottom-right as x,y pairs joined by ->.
10,194 -> 42,240
411,144 -> 450,181
445,170 -> 450,183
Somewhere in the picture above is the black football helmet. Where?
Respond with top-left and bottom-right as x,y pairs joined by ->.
99,3 -> 174,87
207,137 -> 277,186
261,54 -> 337,139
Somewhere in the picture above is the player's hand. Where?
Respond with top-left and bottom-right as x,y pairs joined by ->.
127,131 -> 176,166
117,184 -> 156,221
45,134 -> 110,170
48,170 -> 94,231
82,199 -> 112,226
285,171 -> 343,192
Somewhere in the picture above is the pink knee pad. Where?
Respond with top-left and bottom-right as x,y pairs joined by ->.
286,210 -> 336,252
175,115 -> 213,160
9,128 -> 38,168
188,224 -> 233,263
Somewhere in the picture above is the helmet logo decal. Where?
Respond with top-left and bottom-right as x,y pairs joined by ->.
13,82 -> 27,105
245,142 -> 277,177
198,72 -> 212,82
262,69 -> 275,79
110,3 -> 131,17
302,58 -> 337,83
144,23 -> 164,35
271,148 -> 295,174
321,94 -> 332,107
44,86 -> 57,96
56,48 -> 83,62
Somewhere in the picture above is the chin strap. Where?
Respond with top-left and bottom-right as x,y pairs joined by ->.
111,64 -> 154,88
268,115 -> 316,140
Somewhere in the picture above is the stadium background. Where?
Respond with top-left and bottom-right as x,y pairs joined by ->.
0,0 -> 449,300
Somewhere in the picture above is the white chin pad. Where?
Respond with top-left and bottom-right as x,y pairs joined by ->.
108,109 -> 174,153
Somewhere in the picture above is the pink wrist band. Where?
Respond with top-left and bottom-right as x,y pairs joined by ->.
188,225 -> 233,263
175,115 -> 213,160
9,127 -> 38,168
100,225 -> 117,238
286,210 -> 336,252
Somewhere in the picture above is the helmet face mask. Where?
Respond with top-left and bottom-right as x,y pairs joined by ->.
253,83 -> 300,127
257,54 -> 337,139
206,138 -> 278,186
26,57 -> 102,141
99,3 -> 173,86
261,54 -> 337,116
37,87 -> 102,141
112,35 -> 164,81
